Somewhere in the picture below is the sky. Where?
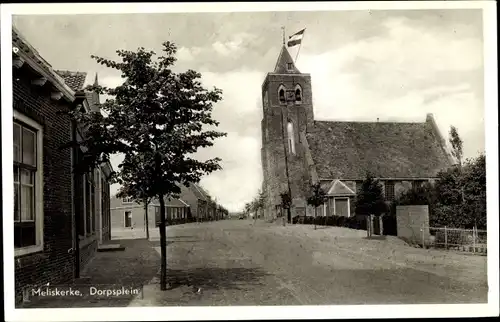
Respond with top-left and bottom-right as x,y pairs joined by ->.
12,9 -> 485,212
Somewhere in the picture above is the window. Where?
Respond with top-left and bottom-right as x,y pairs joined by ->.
155,206 -> 161,227
278,85 -> 286,104
287,63 -> 293,71
385,181 -> 395,201
14,113 -> 43,255
412,180 -> 425,189
355,181 -> 363,194
287,121 -> 296,155
294,84 -> 302,103
75,149 -> 86,237
101,176 -> 107,230
122,197 -> 133,204
124,211 -> 132,228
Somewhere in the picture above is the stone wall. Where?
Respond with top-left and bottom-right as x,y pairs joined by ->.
396,205 -> 431,244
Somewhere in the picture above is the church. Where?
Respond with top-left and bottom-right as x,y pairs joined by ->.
260,45 -> 454,222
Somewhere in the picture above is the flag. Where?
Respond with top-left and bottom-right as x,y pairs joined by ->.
287,28 -> 305,47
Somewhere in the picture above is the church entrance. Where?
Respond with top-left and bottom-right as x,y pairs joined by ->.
334,198 -> 350,217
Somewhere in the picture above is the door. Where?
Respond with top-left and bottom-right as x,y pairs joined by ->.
124,211 -> 132,228
334,198 -> 350,217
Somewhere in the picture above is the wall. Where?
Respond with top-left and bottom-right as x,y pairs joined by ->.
13,68 -> 75,303
179,185 -> 201,219
110,198 -> 156,232
396,205 -> 431,244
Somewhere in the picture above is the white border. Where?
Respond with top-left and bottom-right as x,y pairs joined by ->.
1,1 -> 498,321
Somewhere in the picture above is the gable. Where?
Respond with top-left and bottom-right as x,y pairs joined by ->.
307,120 -> 453,179
327,180 -> 355,196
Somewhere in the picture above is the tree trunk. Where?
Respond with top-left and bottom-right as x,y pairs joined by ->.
144,200 -> 150,240
314,206 -> 317,230
159,194 -> 168,290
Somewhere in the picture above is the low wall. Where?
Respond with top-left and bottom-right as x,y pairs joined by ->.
396,205 -> 431,245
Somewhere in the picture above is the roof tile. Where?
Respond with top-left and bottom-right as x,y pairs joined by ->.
55,70 -> 87,91
307,120 -> 452,179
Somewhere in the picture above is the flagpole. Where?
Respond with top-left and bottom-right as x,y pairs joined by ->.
294,29 -> 305,63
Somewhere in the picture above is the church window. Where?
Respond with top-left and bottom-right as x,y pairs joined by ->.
287,63 -> 293,71
287,121 -> 296,155
294,84 -> 302,103
278,85 -> 286,104
385,181 -> 395,201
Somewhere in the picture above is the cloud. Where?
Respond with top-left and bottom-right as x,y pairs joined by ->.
298,15 -> 484,160
176,46 -> 203,62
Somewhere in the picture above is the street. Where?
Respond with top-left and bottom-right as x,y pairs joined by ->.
135,219 -> 488,306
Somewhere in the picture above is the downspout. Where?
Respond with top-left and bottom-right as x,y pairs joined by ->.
71,117 -> 80,278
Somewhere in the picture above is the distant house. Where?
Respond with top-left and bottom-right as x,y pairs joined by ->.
12,26 -> 112,304
110,195 -> 190,232
180,183 -> 211,221
109,182 -> 226,234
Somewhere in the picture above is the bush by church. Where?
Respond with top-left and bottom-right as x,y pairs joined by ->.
390,153 -> 486,230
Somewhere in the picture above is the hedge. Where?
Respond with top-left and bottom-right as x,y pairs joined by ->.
292,215 -> 367,230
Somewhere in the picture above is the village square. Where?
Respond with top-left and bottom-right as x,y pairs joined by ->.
6,7 -> 492,313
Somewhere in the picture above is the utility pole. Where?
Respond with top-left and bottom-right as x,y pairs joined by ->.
280,98 -> 294,224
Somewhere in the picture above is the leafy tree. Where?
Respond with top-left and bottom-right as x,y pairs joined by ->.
460,154 -> 486,229
280,191 -> 292,223
307,182 -> 328,230
65,42 -> 226,290
393,154 -> 486,230
355,173 -> 388,217
449,126 -> 464,168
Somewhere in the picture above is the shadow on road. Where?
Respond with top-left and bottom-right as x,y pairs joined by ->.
150,236 -> 200,246
363,235 -> 387,241
166,266 -> 269,291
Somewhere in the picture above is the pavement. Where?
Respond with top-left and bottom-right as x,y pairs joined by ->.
20,219 -> 488,307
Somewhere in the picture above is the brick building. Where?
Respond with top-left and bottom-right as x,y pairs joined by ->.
260,45 -> 454,222
12,26 -> 112,304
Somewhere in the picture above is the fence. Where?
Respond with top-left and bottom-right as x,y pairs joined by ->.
421,225 -> 487,254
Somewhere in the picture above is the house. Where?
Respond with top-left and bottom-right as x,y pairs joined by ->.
180,183 -> 211,222
110,195 -> 190,233
260,45 -> 454,222
109,182 -> 217,233
12,26 -> 112,304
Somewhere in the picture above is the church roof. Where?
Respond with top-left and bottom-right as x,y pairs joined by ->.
273,45 -> 301,74
306,119 -> 453,179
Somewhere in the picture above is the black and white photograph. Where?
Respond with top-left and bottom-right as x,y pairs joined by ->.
1,1 -> 498,321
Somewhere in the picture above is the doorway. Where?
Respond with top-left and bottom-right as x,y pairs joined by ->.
334,198 -> 350,217
124,211 -> 132,228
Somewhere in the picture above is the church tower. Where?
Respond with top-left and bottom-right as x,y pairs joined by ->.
261,45 -> 314,222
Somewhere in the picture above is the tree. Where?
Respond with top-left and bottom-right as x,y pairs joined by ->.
462,154 -> 486,229
449,126 -> 464,168
355,173 -> 388,217
65,42 -> 226,290
280,191 -> 292,224
307,182 -> 328,230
